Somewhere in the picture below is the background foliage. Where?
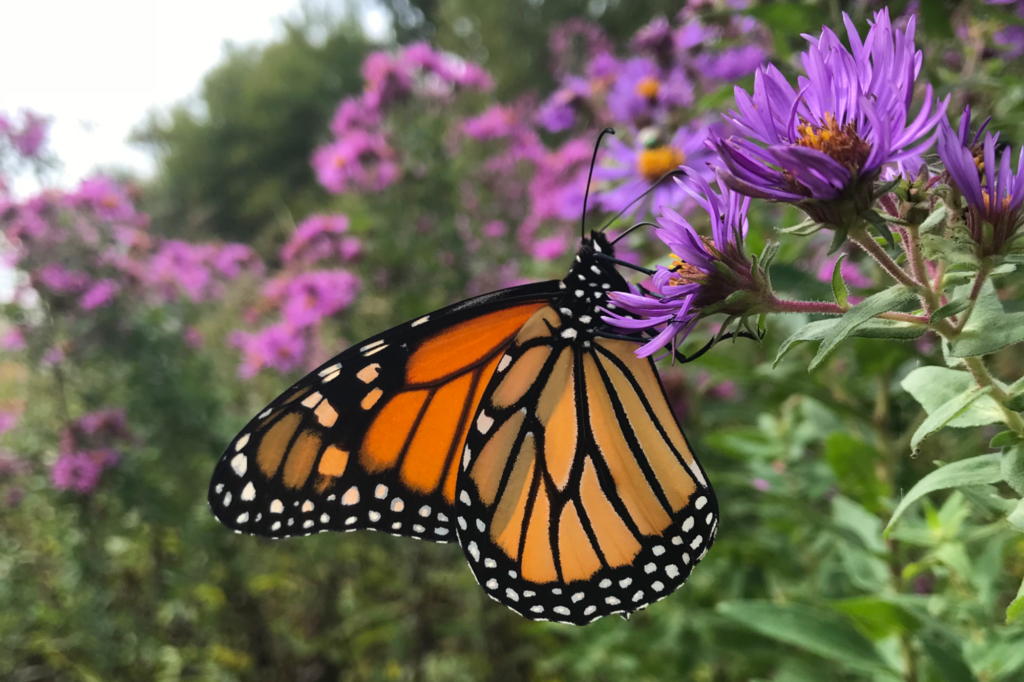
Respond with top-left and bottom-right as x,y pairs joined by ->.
3,1 -> 1024,680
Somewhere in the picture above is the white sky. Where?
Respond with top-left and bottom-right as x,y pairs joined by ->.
0,0 -> 389,195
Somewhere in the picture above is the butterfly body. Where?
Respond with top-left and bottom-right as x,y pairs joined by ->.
209,231 -> 718,625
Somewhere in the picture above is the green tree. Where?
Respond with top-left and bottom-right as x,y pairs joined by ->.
134,19 -> 372,246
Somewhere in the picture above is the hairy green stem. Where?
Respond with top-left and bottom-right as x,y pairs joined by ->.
849,226 -> 920,288
769,297 -> 929,324
962,355 -> 1024,434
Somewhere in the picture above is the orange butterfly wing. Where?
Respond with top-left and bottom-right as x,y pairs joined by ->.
209,283 -> 558,541
454,308 -> 718,624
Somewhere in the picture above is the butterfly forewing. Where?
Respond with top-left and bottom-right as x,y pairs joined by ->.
209,282 -> 560,542
454,246 -> 718,625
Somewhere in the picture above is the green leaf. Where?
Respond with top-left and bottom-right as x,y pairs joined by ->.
910,386 -> 994,454
1008,579 -> 1024,624
831,597 -> 918,640
901,366 -> 1008,428
919,204 -> 948,234
863,210 -> 897,247
809,286 -> 917,370
774,317 -> 925,367
991,431 -> 1023,448
827,227 -> 849,254
1006,391 -> 1024,412
830,254 -> 849,310
1002,445 -> 1024,495
919,630 -> 978,682
948,281 -> 1024,357
1007,499 -> 1024,530
824,434 -> 888,512
920,0 -> 955,38
930,298 -> 970,322
885,454 -> 1003,535
716,601 -> 897,676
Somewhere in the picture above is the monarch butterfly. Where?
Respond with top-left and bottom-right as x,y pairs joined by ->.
209,138 -> 719,626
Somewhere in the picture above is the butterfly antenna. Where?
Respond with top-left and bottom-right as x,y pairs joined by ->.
582,127 -> 616,241
598,168 -> 689,234
609,221 -> 659,246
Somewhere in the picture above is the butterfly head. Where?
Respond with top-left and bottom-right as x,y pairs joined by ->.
554,231 -> 630,343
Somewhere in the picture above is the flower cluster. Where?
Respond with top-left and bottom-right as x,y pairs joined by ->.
313,43 -> 494,196
51,409 -> 133,494
713,9 -> 948,228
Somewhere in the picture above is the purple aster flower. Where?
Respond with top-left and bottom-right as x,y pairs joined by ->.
230,323 -> 308,378
937,106 -> 1024,258
0,329 -> 25,351
596,122 -> 715,219
312,132 -> 399,194
462,105 -> 522,141
604,173 -> 764,357
51,452 -> 105,493
330,96 -> 381,136
281,270 -> 361,328
712,9 -> 948,228
632,16 -> 675,66
536,78 -> 590,133
72,176 -> 141,224
79,279 -> 120,310
362,51 -> 413,109
692,44 -> 767,84
7,109 -> 50,158
35,263 -> 91,294
608,58 -> 693,126
144,241 -> 217,302
281,214 -> 351,265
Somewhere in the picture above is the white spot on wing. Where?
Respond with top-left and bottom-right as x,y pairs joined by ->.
666,564 -> 680,579
236,512 -> 249,523
368,511 -> 381,522
553,606 -> 570,616
301,500 -> 314,513
561,328 -> 578,339
230,454 -> 247,477
497,355 -> 512,372
391,498 -> 404,512
360,340 -> 385,352
584,605 -> 597,616
364,344 -> 388,357
468,541 -> 480,562
375,484 -> 388,499
241,482 -> 256,502
682,516 -> 694,532
486,579 -> 498,590
571,592 -> 584,603
477,412 -> 494,434
505,588 -> 519,602
235,433 -> 250,451
222,492 -> 232,506
695,495 -> 708,510
460,490 -> 471,506
270,499 -> 284,514
411,315 -> 430,327
342,487 -> 359,505
419,505 -> 431,517
484,558 -> 497,568
690,535 -> 703,549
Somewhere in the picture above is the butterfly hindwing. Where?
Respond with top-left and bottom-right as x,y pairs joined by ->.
209,281 -> 560,542
454,243 -> 718,625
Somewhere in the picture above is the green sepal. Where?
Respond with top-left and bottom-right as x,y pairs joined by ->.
830,254 -> 850,310
779,217 -> 822,236
918,204 -> 947,234
990,431 -> 1022,449
827,227 -> 849,255
872,177 -> 901,200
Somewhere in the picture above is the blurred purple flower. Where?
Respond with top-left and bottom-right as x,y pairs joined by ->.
713,10 -> 948,226
362,51 -> 413,109
608,58 -> 693,126
330,96 -> 381,136
145,241 -> 217,302
596,123 -> 715,219
549,18 -> 614,79
281,270 -> 361,328
752,478 -> 771,492
692,45 -> 767,84
605,174 -> 755,357
51,450 -> 118,494
36,263 -> 91,294
213,243 -> 263,279
483,220 -> 508,238
72,176 -> 140,224
312,132 -> 399,194
535,80 -> 590,133
0,329 -> 26,351
0,411 -> 18,435
530,234 -> 569,262
184,326 -> 204,349
231,323 -> 308,378
463,105 -> 521,141
937,106 -> 1024,257
79,279 -> 120,310
7,110 -> 50,157
0,453 -> 30,479
815,249 -> 874,289
632,16 -> 675,64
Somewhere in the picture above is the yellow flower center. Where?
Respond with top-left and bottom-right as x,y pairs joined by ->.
637,145 -> 685,182
795,112 -> 870,170
982,189 -> 1011,212
635,76 -> 661,101
667,253 -> 710,286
